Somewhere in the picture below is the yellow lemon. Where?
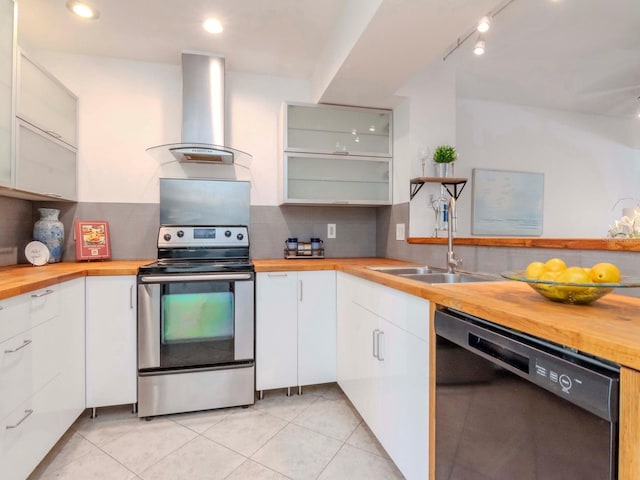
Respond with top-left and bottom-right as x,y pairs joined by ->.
544,258 -> 567,273
524,261 -> 545,279
556,266 -> 591,284
589,263 -> 621,283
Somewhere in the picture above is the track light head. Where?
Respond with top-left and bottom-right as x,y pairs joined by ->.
474,36 -> 486,55
477,16 -> 491,33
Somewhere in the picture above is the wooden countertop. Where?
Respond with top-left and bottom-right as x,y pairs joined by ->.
3,257 -> 640,371
0,260 -> 151,300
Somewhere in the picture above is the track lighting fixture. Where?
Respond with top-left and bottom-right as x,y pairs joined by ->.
474,36 -> 486,55
477,16 -> 491,33
442,0 -> 517,61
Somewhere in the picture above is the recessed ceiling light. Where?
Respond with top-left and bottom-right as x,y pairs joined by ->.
66,1 -> 100,20
369,125 -> 376,132
203,18 -> 223,34
473,37 -> 486,56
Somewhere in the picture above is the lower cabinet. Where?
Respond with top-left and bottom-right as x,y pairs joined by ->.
0,279 -> 85,480
85,275 -> 137,409
337,272 -> 429,480
256,270 -> 336,392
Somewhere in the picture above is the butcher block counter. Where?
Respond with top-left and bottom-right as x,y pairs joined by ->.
2,257 -> 639,370
0,260 -> 151,300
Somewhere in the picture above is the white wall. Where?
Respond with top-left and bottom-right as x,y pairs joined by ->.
393,62 -> 457,236
399,58 -> 640,238
454,99 -> 640,238
32,51 -> 310,205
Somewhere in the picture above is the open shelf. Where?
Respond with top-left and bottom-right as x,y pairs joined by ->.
410,177 -> 468,200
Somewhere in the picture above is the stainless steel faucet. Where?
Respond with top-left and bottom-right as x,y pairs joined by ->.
446,196 -> 462,273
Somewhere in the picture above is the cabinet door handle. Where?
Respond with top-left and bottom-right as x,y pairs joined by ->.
377,331 -> 385,361
267,273 -> 288,278
31,289 -> 54,298
6,409 -> 34,429
129,285 -> 134,309
4,339 -> 32,354
333,150 -> 349,155
299,280 -> 303,302
372,329 -> 379,359
45,130 -> 62,139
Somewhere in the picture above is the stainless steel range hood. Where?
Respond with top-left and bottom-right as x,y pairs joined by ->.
147,53 -> 251,167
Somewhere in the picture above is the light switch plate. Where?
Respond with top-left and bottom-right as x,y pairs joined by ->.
327,224 -> 336,239
396,223 -> 405,241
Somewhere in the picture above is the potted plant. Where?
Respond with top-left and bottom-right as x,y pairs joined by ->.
433,145 -> 457,177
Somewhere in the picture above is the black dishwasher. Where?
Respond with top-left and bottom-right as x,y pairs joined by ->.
435,308 -> 619,480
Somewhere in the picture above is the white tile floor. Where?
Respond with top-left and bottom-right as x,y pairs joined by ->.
28,384 -> 405,480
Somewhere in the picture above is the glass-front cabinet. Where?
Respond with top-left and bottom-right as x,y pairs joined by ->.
0,0 -> 15,187
282,153 -> 391,204
280,102 -> 393,205
285,103 -> 392,157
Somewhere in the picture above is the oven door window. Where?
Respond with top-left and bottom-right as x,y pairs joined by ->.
160,281 -> 237,369
163,292 -> 233,343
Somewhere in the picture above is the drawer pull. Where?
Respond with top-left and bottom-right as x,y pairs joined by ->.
4,339 -> 32,353
129,285 -> 134,309
267,273 -> 288,278
31,289 -> 54,298
6,409 -> 34,429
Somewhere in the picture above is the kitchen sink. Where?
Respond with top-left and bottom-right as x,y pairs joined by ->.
367,266 -> 500,284
366,266 -> 446,275
402,272 -> 499,284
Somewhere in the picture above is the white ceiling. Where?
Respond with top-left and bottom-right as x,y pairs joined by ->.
17,0 -> 640,116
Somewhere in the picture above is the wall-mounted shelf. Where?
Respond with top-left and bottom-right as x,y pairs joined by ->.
410,177 -> 468,200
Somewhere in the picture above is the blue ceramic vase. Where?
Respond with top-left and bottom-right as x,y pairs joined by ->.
33,208 -> 64,263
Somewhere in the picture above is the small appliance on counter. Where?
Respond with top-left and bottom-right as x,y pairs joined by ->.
284,237 -> 324,259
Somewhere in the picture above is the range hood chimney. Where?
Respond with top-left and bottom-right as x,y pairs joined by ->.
147,53 -> 251,166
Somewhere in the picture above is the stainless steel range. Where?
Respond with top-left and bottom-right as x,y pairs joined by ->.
137,224 -> 255,418
137,179 -> 255,418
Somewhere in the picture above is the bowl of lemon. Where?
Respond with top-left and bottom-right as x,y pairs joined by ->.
502,258 -> 640,305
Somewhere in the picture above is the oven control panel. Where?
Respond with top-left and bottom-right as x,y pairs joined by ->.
158,226 -> 249,248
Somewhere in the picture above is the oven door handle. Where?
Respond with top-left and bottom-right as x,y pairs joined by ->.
139,273 -> 253,283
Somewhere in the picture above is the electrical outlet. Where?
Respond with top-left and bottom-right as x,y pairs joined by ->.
327,223 -> 336,239
396,223 -> 405,241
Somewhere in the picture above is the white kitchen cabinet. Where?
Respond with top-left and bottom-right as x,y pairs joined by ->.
279,102 -> 392,206
284,103 -> 392,157
17,50 -> 77,147
85,276 -> 137,412
281,152 -> 391,205
0,0 -> 15,187
336,272 -> 429,480
256,270 -> 336,393
9,49 -> 78,200
0,278 -> 85,480
14,119 -> 77,199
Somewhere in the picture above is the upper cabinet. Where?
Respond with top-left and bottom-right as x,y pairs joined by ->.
17,51 -> 77,148
0,0 -> 16,188
284,103 -> 392,157
280,102 -> 392,206
8,49 -> 78,200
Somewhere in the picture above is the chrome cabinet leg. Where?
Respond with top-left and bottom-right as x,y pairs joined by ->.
132,403 -> 138,414
258,390 -> 264,400
298,386 -> 302,395
90,407 -> 97,419
286,387 -> 291,397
